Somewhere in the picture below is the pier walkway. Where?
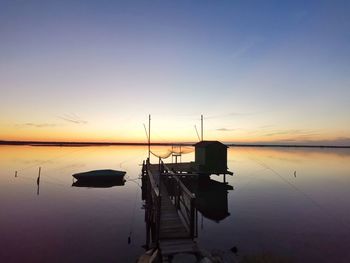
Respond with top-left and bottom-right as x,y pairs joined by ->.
142,159 -> 198,262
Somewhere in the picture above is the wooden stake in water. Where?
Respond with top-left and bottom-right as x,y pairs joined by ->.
37,167 -> 41,195
15,171 -> 18,177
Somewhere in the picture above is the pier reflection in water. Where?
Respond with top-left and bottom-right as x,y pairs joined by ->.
166,176 -> 234,223
141,170 -> 234,236
193,178 -> 233,222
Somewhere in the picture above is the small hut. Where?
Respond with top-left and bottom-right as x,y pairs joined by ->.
194,141 -> 228,174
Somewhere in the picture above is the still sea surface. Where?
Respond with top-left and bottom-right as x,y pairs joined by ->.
0,145 -> 350,262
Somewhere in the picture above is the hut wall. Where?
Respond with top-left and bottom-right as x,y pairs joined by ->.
195,142 -> 228,173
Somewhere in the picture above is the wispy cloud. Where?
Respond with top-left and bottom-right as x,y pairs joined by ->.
262,129 -> 319,137
58,113 -> 88,124
265,137 -> 350,147
259,125 -> 274,129
216,128 -> 237,132
16,123 -> 58,128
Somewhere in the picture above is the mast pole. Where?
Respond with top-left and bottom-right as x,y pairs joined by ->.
201,114 -> 203,141
148,114 -> 151,160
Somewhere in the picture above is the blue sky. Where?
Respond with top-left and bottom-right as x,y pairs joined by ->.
0,0 -> 349,144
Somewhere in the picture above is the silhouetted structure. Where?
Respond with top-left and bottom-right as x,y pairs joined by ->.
142,159 -> 198,262
140,139 -> 234,261
194,141 -> 228,174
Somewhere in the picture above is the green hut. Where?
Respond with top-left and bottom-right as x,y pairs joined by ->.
194,141 -> 228,174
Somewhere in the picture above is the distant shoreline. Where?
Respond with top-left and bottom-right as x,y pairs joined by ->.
0,140 -> 349,148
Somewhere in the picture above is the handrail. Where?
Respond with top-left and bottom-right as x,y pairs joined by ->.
163,163 -> 195,200
162,162 -> 197,238
145,158 -> 161,243
172,175 -> 195,199
147,168 -> 160,197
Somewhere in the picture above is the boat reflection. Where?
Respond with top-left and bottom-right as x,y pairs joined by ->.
72,179 -> 125,188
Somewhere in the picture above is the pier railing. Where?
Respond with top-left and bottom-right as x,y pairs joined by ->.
162,162 -> 198,239
143,158 -> 197,244
145,158 -> 161,244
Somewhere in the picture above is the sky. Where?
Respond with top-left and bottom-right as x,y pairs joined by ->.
1,0 -> 349,145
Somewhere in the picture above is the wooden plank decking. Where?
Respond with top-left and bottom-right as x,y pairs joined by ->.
159,181 -> 189,239
146,162 -> 198,261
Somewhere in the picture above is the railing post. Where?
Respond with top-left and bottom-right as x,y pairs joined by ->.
142,160 -> 148,178
158,157 -> 161,173
190,197 -> 194,238
157,195 -> 161,243
175,183 -> 179,209
161,160 -> 164,174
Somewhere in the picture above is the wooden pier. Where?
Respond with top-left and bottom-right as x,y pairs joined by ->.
142,159 -> 199,262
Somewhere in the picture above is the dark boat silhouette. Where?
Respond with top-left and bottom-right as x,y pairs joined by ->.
72,169 -> 126,183
72,179 -> 125,188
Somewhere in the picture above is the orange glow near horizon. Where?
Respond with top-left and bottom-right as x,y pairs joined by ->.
1,102 -> 349,145
1,125 -> 349,145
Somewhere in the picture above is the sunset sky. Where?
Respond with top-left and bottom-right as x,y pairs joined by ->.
1,1 -> 349,145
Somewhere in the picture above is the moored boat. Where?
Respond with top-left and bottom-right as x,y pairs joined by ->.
72,169 -> 126,182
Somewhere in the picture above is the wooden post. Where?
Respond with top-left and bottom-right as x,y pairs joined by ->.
37,167 -> 41,184
157,195 -> 161,243
37,167 -> 41,196
142,160 -> 145,176
146,218 -> 150,248
190,197 -> 195,238
176,184 -> 180,209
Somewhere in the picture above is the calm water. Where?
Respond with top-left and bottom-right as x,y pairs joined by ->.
1,145 -> 350,262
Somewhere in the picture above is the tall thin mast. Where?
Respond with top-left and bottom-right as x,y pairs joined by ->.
148,114 -> 151,159
201,114 -> 203,141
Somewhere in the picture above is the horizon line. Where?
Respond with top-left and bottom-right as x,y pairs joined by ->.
0,140 -> 349,149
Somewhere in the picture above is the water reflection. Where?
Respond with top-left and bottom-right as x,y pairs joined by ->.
0,145 -> 147,263
194,178 -> 233,222
173,176 -> 234,222
1,145 -> 350,263
72,179 -> 126,188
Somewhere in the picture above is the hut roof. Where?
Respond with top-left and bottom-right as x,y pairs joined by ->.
194,140 -> 228,148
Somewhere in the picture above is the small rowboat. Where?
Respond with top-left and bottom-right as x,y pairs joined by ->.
72,169 -> 126,182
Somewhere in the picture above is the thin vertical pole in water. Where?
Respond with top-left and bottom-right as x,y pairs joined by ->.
37,167 -> 41,182
201,114 -> 203,141
37,167 -> 41,195
148,114 -> 151,160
